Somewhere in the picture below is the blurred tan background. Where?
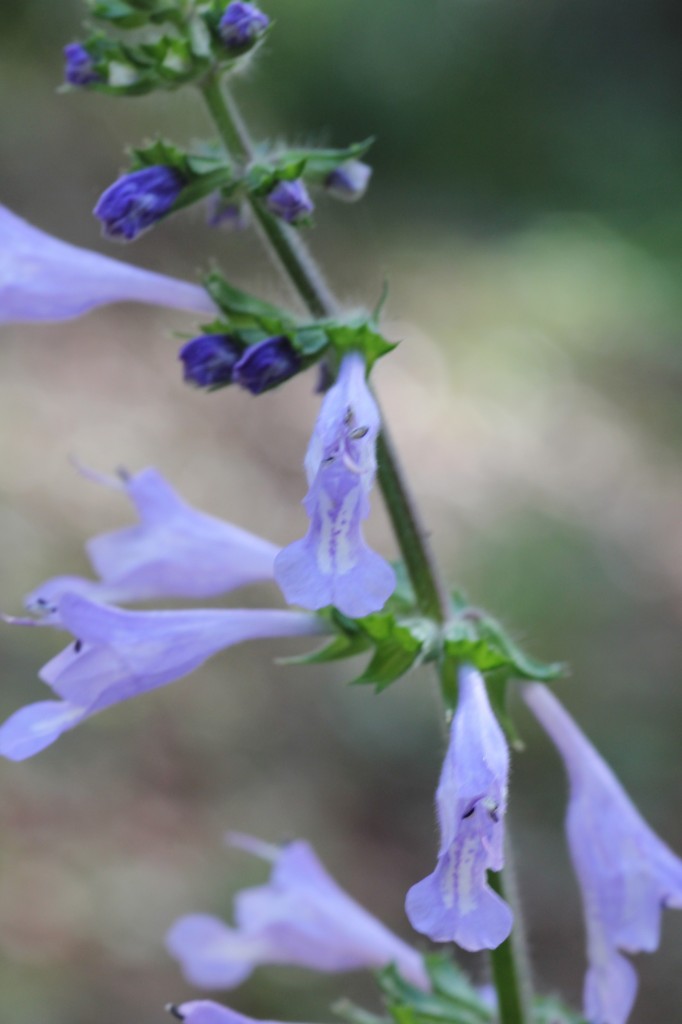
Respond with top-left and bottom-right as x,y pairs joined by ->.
1,1 -> 682,1022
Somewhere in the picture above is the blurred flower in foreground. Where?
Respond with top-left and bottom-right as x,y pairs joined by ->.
94,166 -> 185,241
167,833 -> 429,989
406,664 -> 512,952
274,351 -> 396,616
0,598 -> 325,761
0,205 -> 216,323
26,466 -> 280,609
169,1003 -> 289,1024
524,684 -> 682,1024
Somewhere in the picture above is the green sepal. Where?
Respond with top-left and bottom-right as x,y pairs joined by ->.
64,31 -> 212,96
485,670 -> 525,750
203,272 -> 296,331
87,0 -> 183,29
444,593 -> 566,684
326,319 -> 397,371
281,138 -> 375,184
129,139 -> 234,213
377,959 -> 493,1024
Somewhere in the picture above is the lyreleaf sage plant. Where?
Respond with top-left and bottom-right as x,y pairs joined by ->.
2,2 -> 680,1024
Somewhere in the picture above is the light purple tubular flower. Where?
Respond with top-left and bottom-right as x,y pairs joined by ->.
166,833 -> 429,990
25,467 -> 280,610
274,352 -> 396,617
0,596 -> 325,761
406,664 -> 513,952
264,180 -> 314,225
94,165 -> 185,242
325,161 -> 373,203
524,684 -> 682,1024
171,1003 -> 301,1024
0,204 -> 216,323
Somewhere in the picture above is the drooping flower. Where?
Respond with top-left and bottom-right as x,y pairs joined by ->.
0,205 -> 216,323
232,336 -> 301,394
218,2 -> 270,50
274,352 -> 396,617
325,161 -> 373,203
63,43 -> 101,86
524,683 -> 682,1024
166,833 -> 429,990
25,467 -> 280,610
265,180 -> 314,225
405,664 -> 512,952
180,334 -> 245,388
94,166 -> 185,241
0,596 -> 325,761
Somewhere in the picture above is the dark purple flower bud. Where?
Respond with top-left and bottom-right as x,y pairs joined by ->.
94,166 -> 185,242
63,43 -> 101,87
233,336 -> 301,395
179,334 -> 244,389
265,180 -> 314,225
218,2 -> 270,50
325,161 -> 373,203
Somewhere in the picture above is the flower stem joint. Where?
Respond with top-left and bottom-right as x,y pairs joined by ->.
94,165 -> 186,241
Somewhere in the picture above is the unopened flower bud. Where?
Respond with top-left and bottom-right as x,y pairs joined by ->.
325,160 -> 372,203
218,2 -> 270,50
94,166 -> 185,242
265,179 -> 314,225
233,336 -> 301,395
179,334 -> 244,389
206,195 -> 250,232
63,43 -> 101,87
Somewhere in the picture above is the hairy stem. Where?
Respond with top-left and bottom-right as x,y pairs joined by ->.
489,862 -> 533,1024
200,72 -> 531,1024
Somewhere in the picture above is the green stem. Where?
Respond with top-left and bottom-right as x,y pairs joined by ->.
489,864 -> 533,1024
199,73 -> 531,1023
200,72 -> 448,623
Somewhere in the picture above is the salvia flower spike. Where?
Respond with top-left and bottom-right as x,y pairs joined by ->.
406,663 -> 513,952
274,351 -> 396,617
0,205 -> 216,323
524,683 -> 682,1024
166,833 -> 429,990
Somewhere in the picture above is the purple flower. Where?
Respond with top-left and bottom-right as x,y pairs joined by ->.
274,352 -> 396,617
524,684 -> 682,1024
94,166 -> 185,242
405,664 -> 512,952
218,2 -> 270,50
325,161 -> 373,203
232,335 -> 301,395
0,204 -> 216,323
170,1004 -> 281,1024
265,180 -> 314,225
25,466 -> 280,609
0,596 -> 325,761
180,334 -> 245,388
63,43 -> 101,86
166,833 -> 429,990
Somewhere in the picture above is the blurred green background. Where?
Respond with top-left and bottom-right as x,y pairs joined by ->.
1,1 -> 682,1022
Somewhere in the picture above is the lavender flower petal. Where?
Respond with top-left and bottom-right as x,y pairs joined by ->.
0,597 -> 325,760
274,352 -> 396,617
175,1004 -> 273,1024
27,467 -> 280,607
167,834 -> 428,989
524,684 -> 682,1024
325,161 -> 373,203
406,664 -> 512,952
0,204 -> 216,323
